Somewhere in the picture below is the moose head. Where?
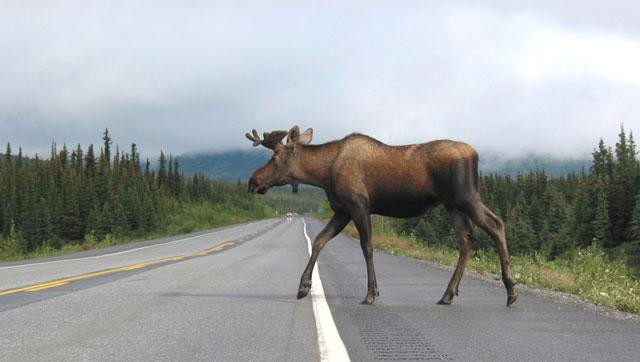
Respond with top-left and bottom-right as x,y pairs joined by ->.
246,126 -> 313,194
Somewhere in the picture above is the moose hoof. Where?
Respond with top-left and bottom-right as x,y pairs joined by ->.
361,295 -> 376,305
437,291 -> 454,305
297,286 -> 310,299
507,292 -> 518,307
437,297 -> 453,305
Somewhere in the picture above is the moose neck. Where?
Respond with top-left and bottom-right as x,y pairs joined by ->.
290,143 -> 339,190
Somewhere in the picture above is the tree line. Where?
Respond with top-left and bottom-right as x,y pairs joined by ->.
0,129 -> 263,257
395,125 -> 640,261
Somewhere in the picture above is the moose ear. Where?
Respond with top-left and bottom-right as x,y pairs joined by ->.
286,126 -> 301,145
298,128 -> 313,145
287,126 -> 313,145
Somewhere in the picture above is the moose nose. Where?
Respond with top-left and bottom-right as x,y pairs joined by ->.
248,177 -> 267,194
248,177 -> 258,193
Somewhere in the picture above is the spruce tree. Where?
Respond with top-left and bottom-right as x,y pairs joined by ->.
3,143 -> 12,170
95,150 -> 110,207
102,128 -> 112,165
130,143 -> 140,173
628,192 -> 640,250
167,155 -> 174,193
608,125 -> 637,246
158,151 -> 167,188
173,158 -> 181,197
73,144 -> 83,175
592,138 -> 614,178
505,192 -> 535,255
84,144 -> 96,178
61,172 -> 83,240
545,186 -> 571,257
592,177 -> 612,247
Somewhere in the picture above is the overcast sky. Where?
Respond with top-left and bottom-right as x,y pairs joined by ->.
1,0 -> 640,159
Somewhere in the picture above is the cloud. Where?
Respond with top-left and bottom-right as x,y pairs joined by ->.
0,1 -> 639,159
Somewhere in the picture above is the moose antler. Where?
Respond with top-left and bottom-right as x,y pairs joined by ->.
245,129 -> 288,149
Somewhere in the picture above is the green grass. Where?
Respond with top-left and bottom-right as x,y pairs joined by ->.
0,200 -> 276,262
326,216 -> 640,315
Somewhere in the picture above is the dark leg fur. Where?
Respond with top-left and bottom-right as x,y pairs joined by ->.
347,202 -> 378,305
438,208 -> 473,305
297,213 -> 351,299
458,196 -> 518,306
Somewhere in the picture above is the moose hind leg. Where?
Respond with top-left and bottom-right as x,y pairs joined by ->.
438,208 -> 473,305
463,199 -> 517,306
297,213 -> 350,299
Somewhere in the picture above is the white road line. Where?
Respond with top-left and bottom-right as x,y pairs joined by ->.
302,218 -> 350,362
0,220 -> 272,271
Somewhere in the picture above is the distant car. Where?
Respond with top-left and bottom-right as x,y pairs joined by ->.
286,212 -> 293,219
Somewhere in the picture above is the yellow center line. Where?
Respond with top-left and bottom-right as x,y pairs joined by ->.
121,264 -> 146,271
0,240 -> 236,296
191,241 -> 235,256
25,281 -> 70,292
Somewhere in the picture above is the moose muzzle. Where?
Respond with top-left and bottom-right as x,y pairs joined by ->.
248,177 -> 267,194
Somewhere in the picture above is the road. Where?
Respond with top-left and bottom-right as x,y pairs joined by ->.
1,217 -> 639,361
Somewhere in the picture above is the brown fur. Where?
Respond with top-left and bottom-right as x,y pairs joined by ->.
247,127 -> 517,306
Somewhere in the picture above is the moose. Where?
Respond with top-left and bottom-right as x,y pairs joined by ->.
246,126 -> 517,306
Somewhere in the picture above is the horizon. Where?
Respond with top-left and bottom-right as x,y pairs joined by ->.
1,124 -> 630,164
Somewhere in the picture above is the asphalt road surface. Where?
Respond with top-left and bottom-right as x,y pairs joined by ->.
1,217 -> 639,361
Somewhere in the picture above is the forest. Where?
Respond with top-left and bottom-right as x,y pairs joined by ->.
394,125 -> 640,270
3,125 -> 640,271
0,129 -> 273,260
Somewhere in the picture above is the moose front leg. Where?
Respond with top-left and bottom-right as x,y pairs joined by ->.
349,205 -> 378,305
297,213 -> 351,299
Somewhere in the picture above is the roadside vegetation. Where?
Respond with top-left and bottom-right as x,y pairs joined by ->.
316,125 -> 640,314
0,129 -> 275,262
262,185 -> 327,215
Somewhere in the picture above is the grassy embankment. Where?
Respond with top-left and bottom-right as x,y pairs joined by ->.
317,214 -> 640,314
0,200 -> 276,262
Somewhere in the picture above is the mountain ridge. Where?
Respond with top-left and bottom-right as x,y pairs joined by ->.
177,149 -> 591,181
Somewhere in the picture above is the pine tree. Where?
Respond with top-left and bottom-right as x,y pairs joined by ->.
629,192 -> 640,250
173,158 -> 181,197
528,194 -> 544,249
592,138 -> 614,178
84,144 -> 96,178
167,155 -> 174,193
410,217 -> 431,244
608,125 -> 637,246
73,144 -> 83,175
505,192 -> 535,254
110,196 -> 129,236
95,149 -> 110,207
158,151 -> 167,188
592,177 -> 612,247
102,128 -> 112,165
61,172 -> 83,240
130,143 -> 139,173
36,197 -> 53,245
544,186 -> 571,257
3,143 -> 12,170
140,195 -> 156,231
